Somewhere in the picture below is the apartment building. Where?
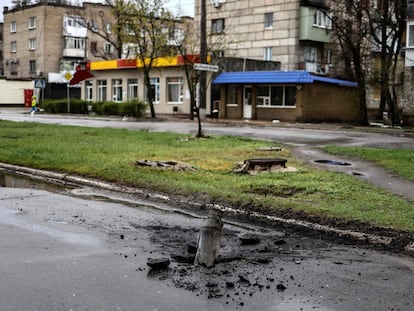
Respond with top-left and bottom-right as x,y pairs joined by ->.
196,0 -> 334,75
404,0 -> 414,117
2,0 -> 114,97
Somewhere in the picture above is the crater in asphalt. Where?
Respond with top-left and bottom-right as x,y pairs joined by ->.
314,159 -> 351,166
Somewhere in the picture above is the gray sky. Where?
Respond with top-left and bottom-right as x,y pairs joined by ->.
1,0 -> 194,22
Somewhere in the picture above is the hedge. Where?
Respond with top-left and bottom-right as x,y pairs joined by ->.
43,99 -> 147,118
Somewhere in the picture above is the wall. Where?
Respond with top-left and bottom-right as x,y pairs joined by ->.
300,83 -> 360,122
0,79 -> 34,105
83,66 -> 194,115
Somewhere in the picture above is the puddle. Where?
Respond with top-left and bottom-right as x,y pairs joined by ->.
0,172 -> 73,193
314,159 -> 351,166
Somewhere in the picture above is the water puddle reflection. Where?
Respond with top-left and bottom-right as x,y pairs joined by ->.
0,172 -> 73,193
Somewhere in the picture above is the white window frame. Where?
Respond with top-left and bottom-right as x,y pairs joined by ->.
313,10 -> 332,30
112,79 -> 123,102
145,78 -> 160,103
97,80 -> 107,101
86,81 -> 93,102
10,21 -> 16,33
11,41 -> 17,53
104,42 -> 113,55
304,46 -> 317,62
65,37 -> 85,49
127,79 -> 138,100
106,22 -> 112,34
29,16 -> 36,29
264,47 -> 272,61
29,38 -> 36,51
256,85 -> 296,108
166,77 -> 184,104
407,21 -> 414,48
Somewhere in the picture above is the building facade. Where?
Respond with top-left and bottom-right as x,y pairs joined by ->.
2,0 -> 114,97
196,0 -> 334,75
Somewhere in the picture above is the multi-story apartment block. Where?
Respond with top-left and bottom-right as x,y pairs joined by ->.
0,22 -> 3,76
196,0 -> 334,75
2,0 -> 114,97
404,0 -> 414,117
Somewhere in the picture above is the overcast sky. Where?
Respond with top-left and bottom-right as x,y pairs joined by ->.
1,0 -> 194,22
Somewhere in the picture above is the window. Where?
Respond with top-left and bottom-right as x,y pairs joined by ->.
408,22 -> 414,48
11,41 -> 17,53
264,47 -> 272,61
264,13 -> 273,29
167,77 -> 184,103
313,10 -> 332,29
256,85 -> 296,107
146,78 -> 160,103
304,46 -> 317,62
326,49 -> 333,65
104,42 -> 113,55
226,85 -> 238,106
112,79 -> 123,102
11,62 -> 18,74
29,38 -> 36,50
106,22 -> 112,34
97,80 -> 107,101
86,81 -> 93,101
212,18 -> 225,34
127,79 -> 138,100
29,60 -> 36,74
91,41 -> 98,54
65,37 -> 85,49
212,50 -> 225,57
29,17 -> 36,29
10,21 -> 16,33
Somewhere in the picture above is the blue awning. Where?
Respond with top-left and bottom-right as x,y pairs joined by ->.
212,71 -> 358,87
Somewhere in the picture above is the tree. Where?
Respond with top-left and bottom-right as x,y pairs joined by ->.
366,0 -> 406,125
330,0 -> 371,125
70,1 -> 125,60
115,0 -> 176,118
330,0 -> 406,126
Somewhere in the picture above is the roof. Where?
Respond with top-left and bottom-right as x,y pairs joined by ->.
212,71 -> 358,87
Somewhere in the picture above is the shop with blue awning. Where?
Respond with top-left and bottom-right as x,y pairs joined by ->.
212,71 -> 361,123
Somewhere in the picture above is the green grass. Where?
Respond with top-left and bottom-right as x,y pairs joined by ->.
324,146 -> 414,181
1,120 -> 413,233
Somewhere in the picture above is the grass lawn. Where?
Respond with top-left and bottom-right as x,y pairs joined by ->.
1,120 -> 413,233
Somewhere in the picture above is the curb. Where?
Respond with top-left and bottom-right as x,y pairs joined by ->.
1,162 -> 413,256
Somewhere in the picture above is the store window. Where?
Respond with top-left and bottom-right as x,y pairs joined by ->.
112,79 -> 123,102
167,77 -> 184,103
97,80 -> 107,101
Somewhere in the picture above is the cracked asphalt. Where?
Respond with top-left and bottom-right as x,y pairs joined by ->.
0,108 -> 413,310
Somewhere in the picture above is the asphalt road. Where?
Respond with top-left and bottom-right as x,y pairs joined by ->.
0,108 -> 414,310
1,182 -> 413,311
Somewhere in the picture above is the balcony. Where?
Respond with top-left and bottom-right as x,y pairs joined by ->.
299,7 -> 331,43
298,62 -> 329,75
300,0 -> 329,10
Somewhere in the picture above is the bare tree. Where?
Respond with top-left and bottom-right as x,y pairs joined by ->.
115,0 -> 175,118
366,0 -> 406,125
330,0 -> 371,125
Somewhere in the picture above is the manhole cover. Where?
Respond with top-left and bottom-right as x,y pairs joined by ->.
314,160 -> 351,166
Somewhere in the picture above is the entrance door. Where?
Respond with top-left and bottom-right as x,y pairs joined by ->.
243,86 -> 252,119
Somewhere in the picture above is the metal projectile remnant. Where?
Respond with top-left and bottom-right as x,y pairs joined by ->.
194,208 -> 224,268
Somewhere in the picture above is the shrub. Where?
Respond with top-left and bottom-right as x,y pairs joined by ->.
43,99 -> 89,114
120,100 -> 148,118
